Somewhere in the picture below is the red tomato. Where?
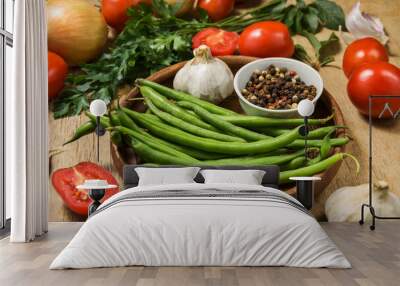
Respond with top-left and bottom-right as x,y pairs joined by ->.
192,28 -> 239,56
48,52 -> 68,100
101,0 -> 151,30
198,0 -> 234,21
347,61 -> 400,118
52,162 -> 119,216
238,21 -> 294,58
343,37 -> 388,78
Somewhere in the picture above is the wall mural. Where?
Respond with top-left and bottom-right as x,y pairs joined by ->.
47,0 -> 400,222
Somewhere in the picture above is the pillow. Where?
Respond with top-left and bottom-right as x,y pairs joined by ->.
200,169 -> 266,185
135,167 -> 201,186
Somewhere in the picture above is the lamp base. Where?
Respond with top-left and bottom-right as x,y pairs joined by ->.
88,189 -> 105,216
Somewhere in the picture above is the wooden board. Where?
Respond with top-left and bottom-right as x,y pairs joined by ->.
48,0 -> 400,221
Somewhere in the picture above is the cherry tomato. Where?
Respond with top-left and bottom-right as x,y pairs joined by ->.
192,28 -> 239,56
347,61 -> 400,118
48,51 -> 68,100
52,162 -> 119,216
198,0 -> 234,21
101,0 -> 151,30
343,37 -> 388,78
238,21 -> 294,58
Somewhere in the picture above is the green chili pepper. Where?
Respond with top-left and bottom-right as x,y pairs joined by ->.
63,121 -> 96,146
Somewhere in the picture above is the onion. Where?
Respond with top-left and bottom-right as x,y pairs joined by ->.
47,0 -> 108,66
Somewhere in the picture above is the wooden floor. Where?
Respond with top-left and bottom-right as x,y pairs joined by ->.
0,222 -> 399,286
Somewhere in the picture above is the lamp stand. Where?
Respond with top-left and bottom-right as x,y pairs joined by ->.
298,116 -> 309,160
95,116 -> 106,163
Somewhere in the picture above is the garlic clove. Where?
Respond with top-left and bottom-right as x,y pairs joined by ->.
345,1 -> 389,45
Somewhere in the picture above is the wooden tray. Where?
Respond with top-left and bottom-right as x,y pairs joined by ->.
112,56 -> 346,196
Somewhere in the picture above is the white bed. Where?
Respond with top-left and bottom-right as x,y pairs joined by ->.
50,182 -> 350,269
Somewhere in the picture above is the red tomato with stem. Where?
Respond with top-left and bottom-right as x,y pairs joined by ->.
48,51 -> 68,100
52,162 -> 119,216
342,37 -> 388,78
347,61 -> 400,118
238,21 -> 294,58
192,28 -> 239,56
101,0 -> 151,30
198,0 -> 234,21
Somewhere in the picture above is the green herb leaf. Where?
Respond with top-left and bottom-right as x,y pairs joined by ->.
303,10 -> 320,33
284,6 -> 298,34
311,0 -> 345,30
301,31 -> 339,68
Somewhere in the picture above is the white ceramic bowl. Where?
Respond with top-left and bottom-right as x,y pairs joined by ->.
233,57 -> 323,118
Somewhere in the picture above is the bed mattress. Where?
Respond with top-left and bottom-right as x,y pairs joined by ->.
50,183 -> 350,269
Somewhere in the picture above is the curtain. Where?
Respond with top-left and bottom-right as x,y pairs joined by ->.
7,0 -> 48,242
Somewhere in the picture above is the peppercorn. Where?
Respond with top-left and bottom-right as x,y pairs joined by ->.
242,65 -> 317,110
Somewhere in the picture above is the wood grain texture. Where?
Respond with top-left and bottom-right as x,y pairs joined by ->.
1,222 -> 400,286
48,0 -> 400,221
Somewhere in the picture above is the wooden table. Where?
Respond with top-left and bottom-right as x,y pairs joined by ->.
48,0 -> 400,222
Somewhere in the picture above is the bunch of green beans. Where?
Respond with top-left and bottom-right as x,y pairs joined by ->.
64,80 -> 357,185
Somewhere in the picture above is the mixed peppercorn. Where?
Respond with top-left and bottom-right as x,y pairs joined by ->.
242,65 -> 317,110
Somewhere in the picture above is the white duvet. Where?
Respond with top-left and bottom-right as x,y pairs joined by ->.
50,183 -> 350,269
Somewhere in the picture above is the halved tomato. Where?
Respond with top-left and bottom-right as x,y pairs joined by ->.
51,162 -> 119,216
192,28 -> 239,56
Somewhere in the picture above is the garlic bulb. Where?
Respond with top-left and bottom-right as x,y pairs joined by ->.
344,1 -> 389,45
173,45 -> 234,104
325,181 -> 400,222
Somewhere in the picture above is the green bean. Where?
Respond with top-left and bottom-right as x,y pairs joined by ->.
63,121 -> 96,145
118,110 -> 228,160
307,129 -> 336,165
85,111 -> 111,128
257,126 -> 345,139
280,157 -> 307,171
130,138 -> 197,166
144,97 -> 245,142
138,86 -> 217,131
137,79 -> 236,116
126,110 -> 302,155
114,126 -> 199,163
204,149 -> 304,166
110,130 -> 123,147
177,101 -> 269,142
288,137 -> 349,149
116,109 -> 140,130
279,153 -> 360,184
109,111 -> 121,126
217,114 -> 334,128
